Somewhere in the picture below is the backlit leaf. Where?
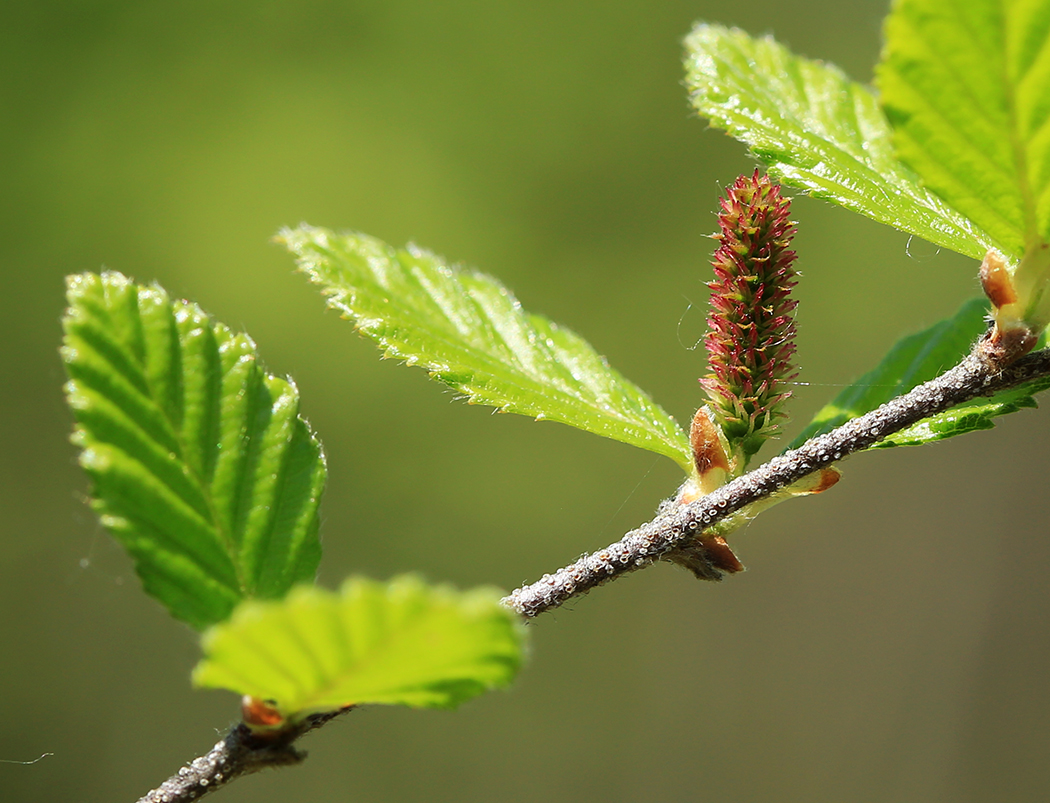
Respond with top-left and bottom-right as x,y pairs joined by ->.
878,0 -> 1050,259
193,576 -> 526,716
62,272 -> 324,630
280,225 -> 692,471
685,23 -> 996,260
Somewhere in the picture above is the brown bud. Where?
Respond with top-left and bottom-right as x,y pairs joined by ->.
689,406 -> 730,494
666,533 -> 745,581
242,695 -> 285,734
696,533 -> 745,574
787,467 -> 841,495
980,250 -> 1016,309
978,250 -> 1039,367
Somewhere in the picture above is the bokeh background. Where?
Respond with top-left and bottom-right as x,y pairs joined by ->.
4,1 -> 1050,801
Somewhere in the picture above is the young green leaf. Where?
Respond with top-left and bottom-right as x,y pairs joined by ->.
788,297 -> 1050,450
684,23 -> 997,261
62,272 -> 324,630
280,225 -> 692,471
192,576 -> 526,716
878,0 -> 1050,260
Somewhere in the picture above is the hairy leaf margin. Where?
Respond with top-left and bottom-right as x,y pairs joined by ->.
280,225 -> 692,471
684,23 -> 997,261
62,272 -> 324,630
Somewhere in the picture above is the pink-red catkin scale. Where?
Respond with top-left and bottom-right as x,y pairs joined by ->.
701,170 -> 798,460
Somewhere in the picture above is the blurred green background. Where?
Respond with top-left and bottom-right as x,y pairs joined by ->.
5,1 -> 1050,801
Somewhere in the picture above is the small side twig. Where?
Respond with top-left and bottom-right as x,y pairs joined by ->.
136,709 -> 351,803
503,340 -> 1050,617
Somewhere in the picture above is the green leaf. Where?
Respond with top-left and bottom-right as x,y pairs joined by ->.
788,297 -> 1050,450
878,0 -> 1050,259
192,576 -> 526,716
62,272 -> 324,630
280,225 -> 692,471
684,23 -> 997,261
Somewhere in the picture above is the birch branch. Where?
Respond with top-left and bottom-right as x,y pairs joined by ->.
137,337 -> 1050,803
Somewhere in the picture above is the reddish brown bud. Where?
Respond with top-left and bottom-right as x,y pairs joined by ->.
788,467 -> 840,495
980,250 -> 1016,309
689,406 -> 730,492
242,695 -> 286,735
979,248 -> 1040,367
696,534 -> 745,574
666,533 -> 745,581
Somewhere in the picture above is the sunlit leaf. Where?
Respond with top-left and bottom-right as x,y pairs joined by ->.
193,576 -> 526,716
878,0 -> 1050,259
62,272 -> 324,630
280,225 -> 692,471
684,23 -> 996,260
789,297 -> 1050,449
